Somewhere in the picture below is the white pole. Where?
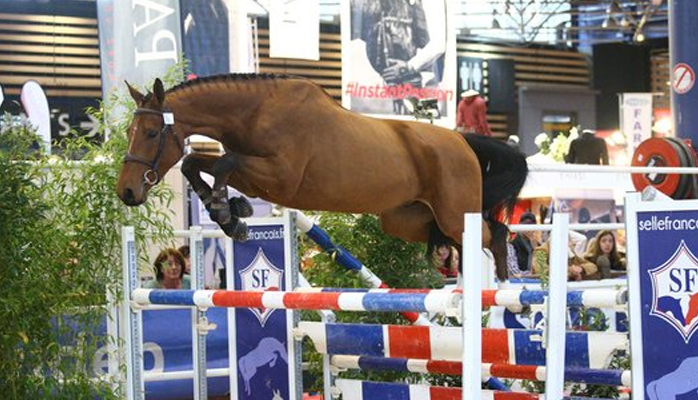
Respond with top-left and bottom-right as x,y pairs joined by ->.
545,214 -> 569,399
121,226 -> 144,400
189,226 -> 208,400
624,192 -> 645,399
462,213 -> 482,400
226,236 -> 238,400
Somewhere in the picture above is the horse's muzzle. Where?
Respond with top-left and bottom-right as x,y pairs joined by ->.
120,187 -> 144,206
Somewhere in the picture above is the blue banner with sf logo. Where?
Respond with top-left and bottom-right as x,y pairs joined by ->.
635,208 -> 698,400
231,220 -> 298,400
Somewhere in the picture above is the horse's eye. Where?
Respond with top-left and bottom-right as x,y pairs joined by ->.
147,129 -> 159,138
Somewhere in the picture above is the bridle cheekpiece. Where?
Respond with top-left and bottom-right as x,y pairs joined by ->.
124,107 -> 183,186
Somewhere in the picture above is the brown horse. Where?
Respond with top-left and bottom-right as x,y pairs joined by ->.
116,74 -> 527,279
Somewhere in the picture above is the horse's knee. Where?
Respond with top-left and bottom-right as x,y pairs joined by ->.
212,154 -> 241,178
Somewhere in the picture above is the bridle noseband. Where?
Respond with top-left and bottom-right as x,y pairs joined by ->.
124,107 -> 184,186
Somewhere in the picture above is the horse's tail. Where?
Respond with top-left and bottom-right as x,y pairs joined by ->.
463,134 -> 528,280
462,134 -> 528,217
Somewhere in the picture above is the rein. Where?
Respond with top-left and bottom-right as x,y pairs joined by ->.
124,107 -> 184,185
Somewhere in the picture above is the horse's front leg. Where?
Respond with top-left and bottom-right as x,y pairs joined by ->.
181,153 -> 253,223
181,153 -> 219,211
210,153 -> 249,241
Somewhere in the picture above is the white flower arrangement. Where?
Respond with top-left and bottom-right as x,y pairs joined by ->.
533,126 -> 580,163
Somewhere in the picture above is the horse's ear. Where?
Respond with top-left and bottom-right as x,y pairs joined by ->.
153,78 -> 165,105
125,81 -> 144,104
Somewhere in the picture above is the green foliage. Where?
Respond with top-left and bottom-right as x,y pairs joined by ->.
0,70 -> 182,398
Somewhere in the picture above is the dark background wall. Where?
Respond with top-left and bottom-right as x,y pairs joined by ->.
518,85 -> 597,155
592,43 -> 651,130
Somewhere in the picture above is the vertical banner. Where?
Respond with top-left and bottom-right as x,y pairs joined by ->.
97,0 -> 182,102
227,0 -> 256,73
180,0 -> 232,77
620,93 -> 653,161
269,0 -> 320,60
228,216 -> 298,400
626,195 -> 698,400
341,0 -> 456,128
669,0 -> 698,143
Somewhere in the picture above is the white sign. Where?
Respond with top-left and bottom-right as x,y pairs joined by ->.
269,0 -> 319,60
673,63 -> 695,95
620,92 -> 653,162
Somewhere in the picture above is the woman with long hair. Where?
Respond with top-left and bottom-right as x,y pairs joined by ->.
584,230 -> 626,279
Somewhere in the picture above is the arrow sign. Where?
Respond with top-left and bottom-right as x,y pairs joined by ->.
79,114 -> 100,138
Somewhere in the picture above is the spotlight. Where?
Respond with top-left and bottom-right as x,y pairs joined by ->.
634,31 -> 646,42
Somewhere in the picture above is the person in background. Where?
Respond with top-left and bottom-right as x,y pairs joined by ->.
144,248 -> 191,289
565,129 -> 609,165
456,89 -> 491,136
584,230 -> 626,279
506,212 -> 541,278
434,244 -> 459,278
178,244 -> 191,275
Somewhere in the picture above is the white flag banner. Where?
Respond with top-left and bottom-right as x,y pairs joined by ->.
21,81 -> 51,155
269,0 -> 320,60
620,93 -> 653,160
0,82 -> 4,108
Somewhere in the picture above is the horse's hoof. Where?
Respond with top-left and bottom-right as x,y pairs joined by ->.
222,220 -> 249,242
232,221 -> 249,242
229,196 -> 253,218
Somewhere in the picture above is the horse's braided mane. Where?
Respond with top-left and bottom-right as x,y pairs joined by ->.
166,72 -> 340,107
167,73 -> 292,95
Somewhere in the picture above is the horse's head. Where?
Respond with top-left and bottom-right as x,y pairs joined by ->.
116,78 -> 184,206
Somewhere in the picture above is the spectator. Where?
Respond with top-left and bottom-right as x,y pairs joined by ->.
506,212 -> 541,278
178,244 -> 191,275
144,248 -> 191,289
456,89 -> 491,136
433,244 -> 459,278
565,129 -> 609,165
584,230 -> 626,279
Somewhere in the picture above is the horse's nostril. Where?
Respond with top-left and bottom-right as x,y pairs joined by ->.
123,188 -> 135,203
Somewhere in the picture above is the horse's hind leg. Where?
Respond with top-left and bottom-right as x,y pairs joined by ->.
379,202 -> 434,243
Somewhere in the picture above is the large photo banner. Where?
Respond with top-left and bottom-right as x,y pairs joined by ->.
627,196 -> 698,400
341,0 -> 456,128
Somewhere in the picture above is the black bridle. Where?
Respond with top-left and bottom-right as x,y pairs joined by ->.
124,107 -> 184,186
